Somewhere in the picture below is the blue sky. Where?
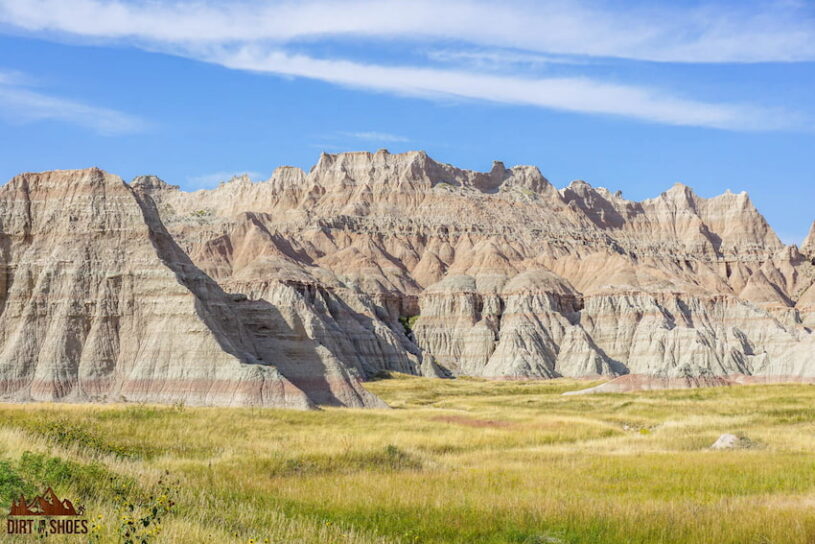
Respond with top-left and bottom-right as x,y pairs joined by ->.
0,1 -> 813,244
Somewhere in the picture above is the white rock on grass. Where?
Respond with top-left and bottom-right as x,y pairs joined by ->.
710,434 -> 744,450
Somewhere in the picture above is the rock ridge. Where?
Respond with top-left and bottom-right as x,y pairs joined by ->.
0,152 -> 813,407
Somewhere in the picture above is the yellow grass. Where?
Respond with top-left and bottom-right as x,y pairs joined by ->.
3,375 -> 815,543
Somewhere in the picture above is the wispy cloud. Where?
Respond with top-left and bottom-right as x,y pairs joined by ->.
209,47 -> 794,131
0,69 -> 147,135
186,170 -> 265,190
342,131 -> 410,143
0,0 -> 810,131
426,49 -> 580,69
2,0 -> 814,63
0,69 -> 31,85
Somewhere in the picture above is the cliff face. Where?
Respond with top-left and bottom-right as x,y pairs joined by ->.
804,222 -> 815,256
1,151 -> 813,407
0,168 -> 384,408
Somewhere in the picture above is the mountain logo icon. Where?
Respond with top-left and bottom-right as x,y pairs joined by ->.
8,488 -> 83,517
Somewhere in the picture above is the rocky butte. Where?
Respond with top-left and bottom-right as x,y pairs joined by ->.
0,150 -> 813,407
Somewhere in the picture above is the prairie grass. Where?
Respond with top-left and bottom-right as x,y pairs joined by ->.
2,376 -> 815,543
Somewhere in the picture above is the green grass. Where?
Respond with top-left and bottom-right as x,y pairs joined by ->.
3,377 -> 815,543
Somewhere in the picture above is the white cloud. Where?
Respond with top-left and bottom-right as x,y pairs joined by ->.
0,69 -> 30,85
0,71 -> 148,135
1,0 -> 814,63
186,170 -> 265,190
0,0 -> 808,131
426,49 -> 579,69
343,131 -> 410,143
207,47 -> 794,131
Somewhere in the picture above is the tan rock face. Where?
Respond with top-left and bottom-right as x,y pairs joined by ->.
1,151 -> 814,407
0,169 -> 384,408
804,222 -> 815,256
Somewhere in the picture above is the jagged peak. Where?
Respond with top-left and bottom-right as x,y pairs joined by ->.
221,173 -> 254,185
804,221 -> 815,254
11,163 -> 805,256
308,150 -> 519,193
269,165 -> 307,182
6,167 -> 125,192
708,188 -> 751,203
559,180 -> 591,200
719,188 -> 750,199
660,184 -> 753,209
305,151 -> 556,195
131,175 -> 180,192
664,182 -> 696,199
508,164 -> 545,177
14,166 -> 105,179
643,182 -> 699,211
594,186 -> 618,199
501,165 -> 553,196
773,244 -> 803,263
311,149 -> 433,174
568,179 -> 592,189
559,180 -> 627,203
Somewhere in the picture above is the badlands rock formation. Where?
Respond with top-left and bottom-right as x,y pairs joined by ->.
0,150 -> 813,407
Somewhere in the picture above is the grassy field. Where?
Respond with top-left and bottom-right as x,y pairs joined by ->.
3,376 -> 815,543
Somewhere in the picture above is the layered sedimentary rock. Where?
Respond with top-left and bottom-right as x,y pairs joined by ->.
804,222 -> 815,255
1,150 -> 814,406
0,169 -> 383,408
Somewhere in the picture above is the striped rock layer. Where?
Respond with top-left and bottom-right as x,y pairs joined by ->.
1,151 -> 814,407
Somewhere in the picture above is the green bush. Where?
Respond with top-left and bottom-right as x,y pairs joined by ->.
399,315 -> 420,335
0,459 -> 34,505
0,451 -> 134,516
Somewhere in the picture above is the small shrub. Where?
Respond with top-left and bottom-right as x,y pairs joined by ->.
0,460 -> 34,505
399,315 -> 420,336
735,435 -> 761,449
